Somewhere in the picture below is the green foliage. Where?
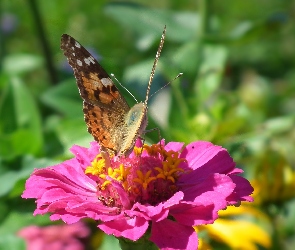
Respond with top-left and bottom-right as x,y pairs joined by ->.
1,0 -> 295,249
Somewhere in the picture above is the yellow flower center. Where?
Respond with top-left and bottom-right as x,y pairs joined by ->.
85,144 -> 187,205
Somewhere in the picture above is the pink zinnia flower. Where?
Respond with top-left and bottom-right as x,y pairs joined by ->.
17,222 -> 89,250
22,140 -> 253,250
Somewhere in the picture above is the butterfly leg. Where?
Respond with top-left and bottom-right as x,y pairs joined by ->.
143,127 -> 163,150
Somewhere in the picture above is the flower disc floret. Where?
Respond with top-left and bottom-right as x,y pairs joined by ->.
84,143 -> 187,207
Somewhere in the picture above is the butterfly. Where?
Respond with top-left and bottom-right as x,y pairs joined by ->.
60,26 -> 166,156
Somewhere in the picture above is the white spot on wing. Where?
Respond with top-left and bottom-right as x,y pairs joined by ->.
72,52 -> 75,56
84,56 -> 95,65
75,41 -> 81,48
101,78 -> 113,87
89,56 -> 95,64
77,59 -> 82,66
84,58 -> 90,65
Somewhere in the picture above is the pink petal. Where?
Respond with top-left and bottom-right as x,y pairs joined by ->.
132,202 -> 168,221
179,173 -> 235,203
181,141 -> 235,175
132,191 -> 184,221
170,202 -> 216,225
165,142 -> 185,152
150,219 -> 198,250
226,175 -> 254,203
50,213 -> 83,224
98,216 -> 149,241
70,142 -> 99,169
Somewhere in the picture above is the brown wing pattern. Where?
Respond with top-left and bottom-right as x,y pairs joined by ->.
60,34 -> 129,110
60,34 -> 130,154
83,101 -> 127,154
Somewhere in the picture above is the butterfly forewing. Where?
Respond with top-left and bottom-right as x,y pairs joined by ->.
61,34 -> 131,155
60,34 -> 129,110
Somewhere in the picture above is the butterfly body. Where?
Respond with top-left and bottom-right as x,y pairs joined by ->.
60,28 -> 165,156
123,103 -> 148,154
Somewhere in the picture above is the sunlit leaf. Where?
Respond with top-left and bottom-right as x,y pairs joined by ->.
262,116 -> 295,135
195,45 -> 228,105
105,3 -> 198,45
3,54 -> 43,75
100,234 -> 121,250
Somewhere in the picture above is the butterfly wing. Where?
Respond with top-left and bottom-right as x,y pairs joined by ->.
60,34 -> 130,155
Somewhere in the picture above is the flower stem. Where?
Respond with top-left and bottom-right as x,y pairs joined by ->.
27,0 -> 59,85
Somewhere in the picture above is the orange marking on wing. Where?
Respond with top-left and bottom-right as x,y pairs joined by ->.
84,103 -> 117,153
81,75 -> 100,98
99,92 -> 115,104
102,112 -> 112,127
110,89 -> 120,99
89,73 -> 104,90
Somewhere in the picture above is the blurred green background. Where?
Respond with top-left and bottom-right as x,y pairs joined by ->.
1,0 -> 295,249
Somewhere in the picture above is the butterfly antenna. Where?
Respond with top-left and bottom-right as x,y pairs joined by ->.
144,25 -> 166,106
150,72 -> 183,99
110,73 -> 139,103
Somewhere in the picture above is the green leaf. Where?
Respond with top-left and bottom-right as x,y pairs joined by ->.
122,59 -> 164,101
41,79 -> 82,117
0,77 -> 43,158
0,209 -> 50,236
54,117 -> 93,155
195,45 -> 228,105
229,21 -> 254,40
0,234 -> 25,250
100,234 -> 121,250
0,171 -> 27,197
0,130 -> 38,159
0,155 -> 55,197
262,116 -> 295,135
0,74 -> 9,90
105,3 -> 198,44
171,41 -> 201,74
3,54 -> 43,75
